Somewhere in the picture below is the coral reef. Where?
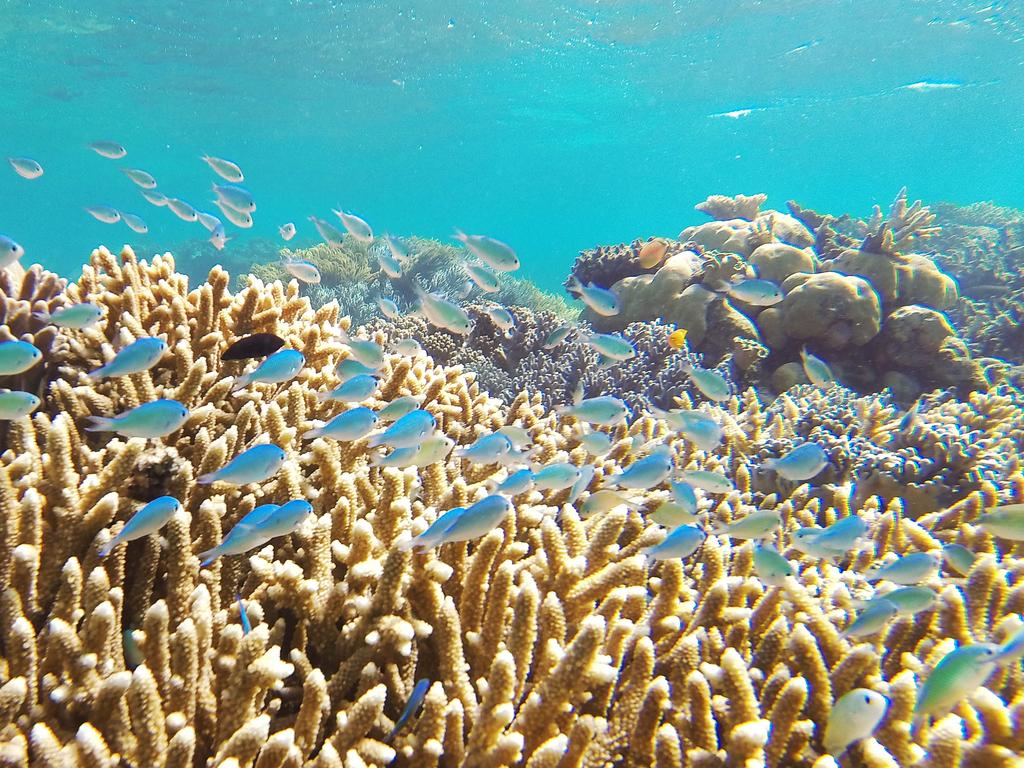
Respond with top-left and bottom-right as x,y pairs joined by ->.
0,264 -> 68,394
565,191 -> 986,402
2,246 -> 1023,768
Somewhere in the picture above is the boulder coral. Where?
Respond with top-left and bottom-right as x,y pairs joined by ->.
0,246 -> 1021,767
566,191 -> 984,400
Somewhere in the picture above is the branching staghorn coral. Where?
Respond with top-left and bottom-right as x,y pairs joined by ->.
0,245 -> 1022,767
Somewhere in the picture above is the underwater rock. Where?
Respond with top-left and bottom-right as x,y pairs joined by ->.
748,241 -> 816,283
779,271 -> 882,348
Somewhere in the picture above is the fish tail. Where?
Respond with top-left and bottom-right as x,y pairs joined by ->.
86,365 -> 107,381
32,310 -> 51,324
316,391 -> 334,403
84,415 -> 114,432
565,274 -> 582,294
97,535 -> 119,557
301,427 -> 322,440
396,535 -> 418,552
230,373 -> 252,392
196,472 -> 218,485
198,548 -> 220,567
452,228 -> 467,244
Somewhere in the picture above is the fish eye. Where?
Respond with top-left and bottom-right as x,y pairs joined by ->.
863,693 -> 872,703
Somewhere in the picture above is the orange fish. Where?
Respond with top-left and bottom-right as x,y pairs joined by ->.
638,238 -> 669,269
668,328 -> 688,350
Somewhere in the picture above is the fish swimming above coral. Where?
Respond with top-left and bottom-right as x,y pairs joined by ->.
221,332 -> 286,361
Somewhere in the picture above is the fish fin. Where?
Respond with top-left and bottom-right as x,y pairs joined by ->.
86,366 -> 106,381
452,228 -> 467,244
196,472 -> 218,485
230,373 -> 252,393
197,548 -> 219,567
97,536 -> 118,557
32,310 -> 51,323
84,416 -> 114,432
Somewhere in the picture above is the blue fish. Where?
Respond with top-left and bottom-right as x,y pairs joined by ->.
454,432 -> 513,464
496,468 -> 534,496
231,349 -> 305,392
399,506 -> 466,551
0,340 -> 42,375
842,599 -> 898,638
199,500 -> 313,566
86,399 -> 190,439
88,337 -> 168,380
669,480 -> 698,516
761,442 -> 829,482
644,524 -> 706,561
319,373 -> 379,403
303,406 -> 378,441
367,409 -> 436,449
865,552 -> 940,585
237,593 -> 252,634
198,443 -> 286,485
0,390 -> 40,420
567,464 -> 596,505
371,445 -> 419,468
577,431 -> 613,456
401,495 -> 512,550
335,358 -> 378,381
531,462 -> 582,492
99,496 -> 181,556
605,445 -> 673,490
386,679 -> 431,742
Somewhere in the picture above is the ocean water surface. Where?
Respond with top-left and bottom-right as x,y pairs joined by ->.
2,0 -> 1023,291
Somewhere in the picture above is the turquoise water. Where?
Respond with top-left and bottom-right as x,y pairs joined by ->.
3,0 -> 1023,292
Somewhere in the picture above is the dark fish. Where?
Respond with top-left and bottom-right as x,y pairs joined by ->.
222,333 -> 285,361
385,678 -> 431,742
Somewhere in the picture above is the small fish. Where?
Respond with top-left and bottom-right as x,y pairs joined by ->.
455,432 -> 513,465
842,599 -> 898,638
567,464 -> 596,506
496,425 -> 532,450
824,689 -> 889,756
800,347 -> 834,388
222,333 -> 285,361
166,198 -> 199,222
717,278 -> 784,306
644,524 -> 706,561
385,679 -> 431,743
304,406 -> 378,441
120,212 -> 148,234
213,183 -> 255,213
367,409 -> 436,449
0,341 -> 42,375
486,305 -> 515,334
532,462 -> 582,492
978,504 -> 1024,541
566,275 -> 620,316
7,157 -> 43,180
942,543 -> 976,576
237,594 -> 252,634
428,494 -> 513,546
281,259 -> 321,284
711,509 -> 781,539
465,262 -> 500,293
399,505 -> 466,551
231,349 -> 305,392
580,489 -> 638,518
35,302 -> 103,329
899,401 -> 921,433
453,230 -> 519,272
496,468 -> 534,496
683,364 -> 731,402
202,155 -> 244,182
383,234 -> 409,261
318,373 -> 379,403
338,330 -> 385,369
199,500 -> 314,566
333,209 -> 373,242
753,545 -> 794,586
667,328 -> 688,351
141,190 -> 168,207
856,586 -> 938,617
85,206 -> 121,224
372,445 -> 419,468
679,469 -> 734,494
279,222 -> 296,241
414,286 -> 473,335
85,399 -> 190,439
336,358 -> 379,381
209,222 -> 229,251
900,80 -> 962,92
577,430 -> 613,456
390,338 -> 422,356
121,168 -> 157,189
914,644 -> 1000,720
198,443 -> 286,485
543,325 -> 573,349
558,395 -> 629,427
378,297 -> 401,320
371,394 -> 419,423
652,407 -> 722,451
638,238 -> 669,269
865,552 -> 940,585
213,198 -> 253,228
0,235 -> 25,267
309,215 -> 346,247
669,480 -> 698,515
605,445 -> 673,490
761,442 -> 829,482
581,332 -> 635,361
377,246 -> 403,279
650,500 -> 698,527
88,140 -> 127,159
806,515 -> 868,555
98,496 -> 182,556
0,390 -> 40,420
196,211 -> 222,232
88,337 -> 168,380
406,434 -> 455,467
